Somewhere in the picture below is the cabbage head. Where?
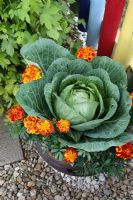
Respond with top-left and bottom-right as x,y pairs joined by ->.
16,39 -> 133,152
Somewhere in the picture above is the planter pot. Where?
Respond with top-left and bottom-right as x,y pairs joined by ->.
36,144 -> 78,176
127,66 -> 133,92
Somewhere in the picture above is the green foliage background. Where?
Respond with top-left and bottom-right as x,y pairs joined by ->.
0,0 -> 77,114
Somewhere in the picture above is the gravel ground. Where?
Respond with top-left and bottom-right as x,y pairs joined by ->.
0,140 -> 133,200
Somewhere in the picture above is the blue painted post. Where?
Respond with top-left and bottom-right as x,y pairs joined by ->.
86,0 -> 106,49
78,0 -> 90,32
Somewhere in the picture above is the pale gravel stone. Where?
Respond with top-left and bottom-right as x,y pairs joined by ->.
15,167 -> 20,171
0,179 -> 4,186
99,174 -> 106,182
13,171 -> 19,178
128,159 -> 133,168
17,192 -> 23,197
4,165 -> 11,171
18,197 -> 26,200
54,195 -> 65,200
30,189 -> 37,197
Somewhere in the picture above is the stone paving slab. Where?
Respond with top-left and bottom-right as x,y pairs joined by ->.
0,118 -> 23,166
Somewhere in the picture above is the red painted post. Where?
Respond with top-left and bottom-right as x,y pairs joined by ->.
97,0 -> 126,57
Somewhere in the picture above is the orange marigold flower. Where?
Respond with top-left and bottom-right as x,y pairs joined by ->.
56,119 -> 70,134
76,47 -> 97,62
24,116 -> 54,136
24,116 -> 39,134
7,105 -> 25,123
64,147 -> 78,163
130,92 -> 133,107
21,64 -> 42,83
115,142 -> 133,160
37,119 -> 54,136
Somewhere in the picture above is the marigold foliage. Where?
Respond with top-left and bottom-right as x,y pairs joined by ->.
21,65 -> 42,83
7,105 -> 24,122
64,147 -> 78,163
116,142 -> 133,160
76,47 -> 96,61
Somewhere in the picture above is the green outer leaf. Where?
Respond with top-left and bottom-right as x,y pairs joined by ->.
68,130 -> 82,143
59,133 -> 133,152
16,79 -> 52,119
44,83 -> 55,117
88,68 -> 120,102
20,38 -> 74,74
91,56 -> 127,87
72,98 -> 117,131
50,72 -> 67,94
68,59 -> 92,75
85,89 -> 131,138
46,58 -> 70,82
59,74 -> 104,94
44,72 -> 67,116
46,58 -> 92,82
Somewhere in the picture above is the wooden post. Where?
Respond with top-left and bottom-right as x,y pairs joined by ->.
112,0 -> 133,69
97,0 -> 126,57
86,0 -> 106,50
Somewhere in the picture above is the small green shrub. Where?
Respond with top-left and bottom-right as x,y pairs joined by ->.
0,0 -> 77,113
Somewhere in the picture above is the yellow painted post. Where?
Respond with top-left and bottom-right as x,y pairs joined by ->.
112,0 -> 133,69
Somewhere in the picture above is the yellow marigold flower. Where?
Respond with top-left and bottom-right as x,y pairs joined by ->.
24,116 -> 39,134
56,119 -> 70,134
21,64 -> 42,83
7,104 -> 25,123
24,116 -> 54,136
76,47 -> 97,62
115,142 -> 133,160
64,147 -> 78,163
130,92 -> 133,107
37,119 -> 54,136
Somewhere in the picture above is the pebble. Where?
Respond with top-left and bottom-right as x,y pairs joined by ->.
99,174 -> 106,182
17,192 -> 23,197
27,181 -> 35,187
54,195 -> 65,200
103,189 -> 112,196
35,164 -> 42,171
128,159 -> 133,168
30,189 -> 37,197
94,197 -> 99,200
0,179 -> 4,186
0,187 -> 5,196
13,171 -> 19,178
18,197 -> 25,200
4,165 -> 11,171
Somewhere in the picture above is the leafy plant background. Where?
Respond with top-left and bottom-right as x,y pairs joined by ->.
0,0 -> 80,114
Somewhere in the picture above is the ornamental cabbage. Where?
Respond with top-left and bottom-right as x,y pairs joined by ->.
16,39 -> 133,152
